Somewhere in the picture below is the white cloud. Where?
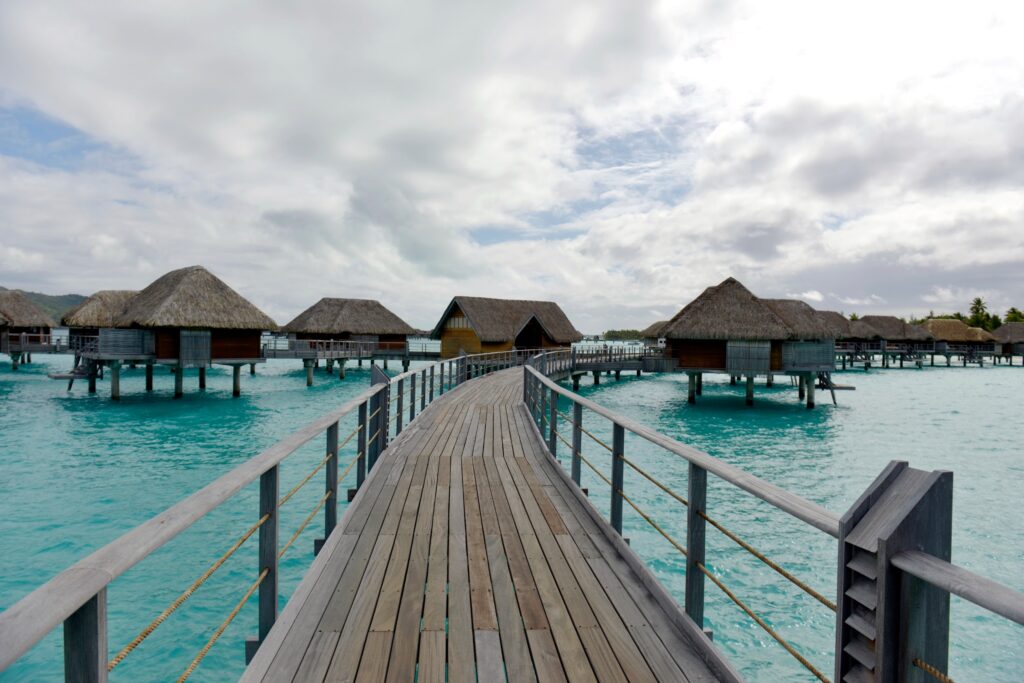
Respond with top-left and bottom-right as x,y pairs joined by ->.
0,0 -> 1022,330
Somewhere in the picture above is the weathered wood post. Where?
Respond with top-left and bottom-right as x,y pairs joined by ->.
396,378 -> 405,435
145,363 -> 153,391
687,372 -> 696,404
685,464 -> 707,628
250,363 -> 256,375
315,421 -> 339,555
539,381 -> 548,438
730,375 -> 736,385
696,372 -> 703,395
409,373 -> 417,422
439,362 -> 445,395
548,387 -> 558,457
592,370 -> 600,385
766,373 -> 774,387
233,365 -> 241,397
798,374 -> 806,400
338,360 -> 346,379
420,369 -> 427,410
429,365 -> 435,402
174,366 -> 184,399
88,363 -> 97,394
745,375 -> 754,406
571,402 -> 583,486
356,401 -> 367,490
835,462 -> 953,683
304,360 -> 314,387
246,464 -> 278,662
610,424 -> 625,534
198,366 -> 206,390
64,589 -> 108,682
110,361 -> 121,401
805,373 -> 815,409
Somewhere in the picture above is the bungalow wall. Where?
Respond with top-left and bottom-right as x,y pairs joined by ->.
668,339 -> 727,370
211,330 -> 261,360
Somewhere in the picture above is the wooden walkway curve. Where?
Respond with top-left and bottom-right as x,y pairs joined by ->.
243,369 -> 724,682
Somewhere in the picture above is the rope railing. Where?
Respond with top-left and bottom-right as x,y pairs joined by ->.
107,512 -> 271,670
697,562 -> 830,683
278,451 -> 332,509
699,510 -> 836,612
616,488 -> 689,559
577,452 -> 613,487
579,423 -> 613,453
177,567 -> 270,682
914,658 -> 956,683
619,455 -> 689,508
278,489 -> 333,560
552,428 -> 573,452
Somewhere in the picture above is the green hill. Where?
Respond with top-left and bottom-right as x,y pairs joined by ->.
0,286 -> 87,323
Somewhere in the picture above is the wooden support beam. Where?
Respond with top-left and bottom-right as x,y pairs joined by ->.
199,367 -> 206,390
745,375 -> 754,406
174,366 -> 183,399
110,362 -> 120,401
696,373 -> 703,395
686,464 -> 707,628
806,373 -> 815,409
687,372 -> 696,404
145,364 -> 153,392
250,363 -> 256,375
63,589 -> 107,683
246,465 -> 279,662
610,423 -> 625,534
233,365 -> 241,397
305,360 -> 314,387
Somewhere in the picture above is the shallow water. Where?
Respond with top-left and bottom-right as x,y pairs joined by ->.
555,365 -> 1023,681
1,356 -> 1021,681
0,354 -> 415,682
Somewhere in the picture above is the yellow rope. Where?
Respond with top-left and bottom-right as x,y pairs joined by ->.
617,489 -> 688,558
367,406 -> 381,421
577,452 -> 613,487
108,513 -> 270,670
278,451 -> 331,509
697,562 -> 830,683
619,456 -> 689,508
177,567 -> 270,682
699,511 -> 836,612
367,428 -> 380,444
913,658 -> 956,683
553,429 -> 573,451
338,423 -> 361,450
579,424 -> 613,453
278,489 -> 332,559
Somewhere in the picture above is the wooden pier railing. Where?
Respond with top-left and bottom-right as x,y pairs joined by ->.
0,350 -> 536,682
523,349 -> 1024,683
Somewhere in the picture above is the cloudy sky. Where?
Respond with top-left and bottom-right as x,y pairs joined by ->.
1,1 -> 1022,332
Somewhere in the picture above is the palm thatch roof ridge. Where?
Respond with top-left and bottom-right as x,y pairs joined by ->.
116,266 -> 278,331
431,296 -> 582,343
762,299 -> 835,339
815,310 -> 851,337
858,315 -> 933,342
661,278 -> 794,340
284,298 -> 416,336
0,290 -> 56,328
61,290 -> 138,328
640,320 -> 669,338
993,322 -> 1024,343
919,318 -> 995,343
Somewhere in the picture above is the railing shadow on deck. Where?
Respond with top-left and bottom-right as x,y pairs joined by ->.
523,349 -> 1024,683
0,348 -> 543,682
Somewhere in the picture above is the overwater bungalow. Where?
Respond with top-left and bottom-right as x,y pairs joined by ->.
432,296 -> 582,359
66,266 -> 278,399
0,290 -> 56,369
283,298 -> 416,352
858,315 -> 933,352
661,278 -> 835,407
60,290 -> 137,353
919,318 -> 998,363
993,322 -> 1024,361
640,320 -> 668,347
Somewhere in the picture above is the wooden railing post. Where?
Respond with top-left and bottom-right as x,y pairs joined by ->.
540,382 -> 548,438
610,424 -> 625,534
420,369 -> 427,410
357,402 -> 367,487
246,464 -> 278,662
409,373 -> 416,422
429,365 -> 435,402
572,402 -> 583,485
315,422 -> 339,555
439,362 -> 445,395
548,387 -> 558,457
63,589 -> 107,683
685,463 -> 707,628
395,378 -> 404,435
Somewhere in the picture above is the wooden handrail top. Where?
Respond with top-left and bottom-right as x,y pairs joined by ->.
525,359 -> 841,537
891,550 -> 1024,626
0,382 -> 383,671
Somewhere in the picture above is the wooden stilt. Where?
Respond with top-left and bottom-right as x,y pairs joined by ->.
338,360 -> 347,379
174,366 -> 183,398
745,376 -> 754,406
766,373 -> 773,387
730,375 -> 736,386
696,373 -> 703,395
592,370 -> 600,385
233,365 -> 241,397
199,367 -> 206,390
305,360 -> 313,387
572,375 -> 580,391
806,373 -> 816,409
687,373 -> 696,404
614,370 -> 621,381
250,363 -> 256,375
145,364 -> 153,391
88,365 -> 97,394
798,375 -> 805,400
110,362 -> 121,401
326,359 -> 334,375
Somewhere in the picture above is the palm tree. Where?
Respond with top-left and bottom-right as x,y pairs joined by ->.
968,297 -> 989,328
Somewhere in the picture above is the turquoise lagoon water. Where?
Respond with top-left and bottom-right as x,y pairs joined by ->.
554,365 -> 1023,682
1,354 -> 1021,681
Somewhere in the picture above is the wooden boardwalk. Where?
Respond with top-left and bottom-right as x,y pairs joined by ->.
243,368 -> 722,682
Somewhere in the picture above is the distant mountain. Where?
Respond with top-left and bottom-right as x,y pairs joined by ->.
0,286 -> 87,323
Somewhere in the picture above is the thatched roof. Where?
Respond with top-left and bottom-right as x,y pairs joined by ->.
431,296 -> 582,344
661,278 -> 794,340
640,320 -> 669,338
762,299 -> 835,339
858,315 -> 932,342
284,298 -> 416,336
0,290 -> 56,328
116,266 -> 278,331
919,318 -> 995,343
815,310 -> 851,337
61,290 -> 138,328
993,322 -> 1024,344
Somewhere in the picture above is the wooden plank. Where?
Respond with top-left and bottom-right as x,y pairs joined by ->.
448,448 -> 475,683
418,631 -> 446,683
474,630 -> 505,682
